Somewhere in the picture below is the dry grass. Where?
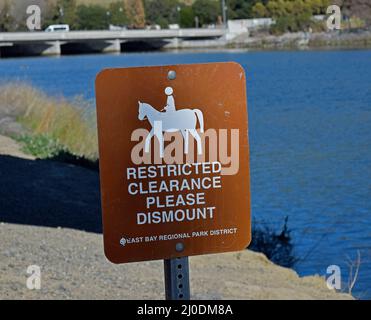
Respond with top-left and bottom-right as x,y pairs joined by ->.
346,250 -> 361,295
0,82 -> 98,159
76,0 -> 113,6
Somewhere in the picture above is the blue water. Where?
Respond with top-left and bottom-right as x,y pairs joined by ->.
1,50 -> 370,299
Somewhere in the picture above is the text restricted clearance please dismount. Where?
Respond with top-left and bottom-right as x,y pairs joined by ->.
126,162 -> 223,225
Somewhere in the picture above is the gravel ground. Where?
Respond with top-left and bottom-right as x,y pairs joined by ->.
0,223 -> 352,300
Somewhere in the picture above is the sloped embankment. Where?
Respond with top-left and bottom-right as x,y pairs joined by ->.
0,135 -> 353,300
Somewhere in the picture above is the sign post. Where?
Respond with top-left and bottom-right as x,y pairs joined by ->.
164,257 -> 190,300
95,62 -> 251,300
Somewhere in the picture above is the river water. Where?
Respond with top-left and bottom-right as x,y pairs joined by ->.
1,49 -> 370,299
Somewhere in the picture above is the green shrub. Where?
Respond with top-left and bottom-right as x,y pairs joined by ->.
17,134 -> 66,159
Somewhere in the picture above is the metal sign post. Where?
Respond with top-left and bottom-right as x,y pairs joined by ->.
164,257 -> 190,300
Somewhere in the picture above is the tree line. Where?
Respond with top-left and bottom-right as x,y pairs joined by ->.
0,0 -> 369,32
3,0 -> 219,31
252,0 -> 330,33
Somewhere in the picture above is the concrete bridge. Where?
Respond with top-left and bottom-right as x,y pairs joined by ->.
0,29 -> 226,57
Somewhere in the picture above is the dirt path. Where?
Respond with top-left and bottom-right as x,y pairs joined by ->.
0,135 -> 34,160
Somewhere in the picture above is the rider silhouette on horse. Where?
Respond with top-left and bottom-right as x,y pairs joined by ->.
161,87 -> 176,113
138,85 -> 204,156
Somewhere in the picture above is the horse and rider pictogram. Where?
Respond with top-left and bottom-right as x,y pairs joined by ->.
138,86 -> 204,157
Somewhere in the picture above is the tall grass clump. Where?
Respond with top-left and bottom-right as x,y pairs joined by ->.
0,82 -> 98,160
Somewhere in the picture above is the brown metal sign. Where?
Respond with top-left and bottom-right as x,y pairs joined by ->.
95,62 -> 251,264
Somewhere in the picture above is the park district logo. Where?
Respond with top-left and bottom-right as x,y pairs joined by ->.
126,86 -> 240,227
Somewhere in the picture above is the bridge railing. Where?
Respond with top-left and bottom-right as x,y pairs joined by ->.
0,29 -> 226,42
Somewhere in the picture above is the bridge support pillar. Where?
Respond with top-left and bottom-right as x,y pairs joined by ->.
171,38 -> 180,48
103,39 -> 121,53
43,41 -> 63,56
164,38 -> 182,49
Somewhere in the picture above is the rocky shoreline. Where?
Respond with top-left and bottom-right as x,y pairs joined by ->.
227,30 -> 371,50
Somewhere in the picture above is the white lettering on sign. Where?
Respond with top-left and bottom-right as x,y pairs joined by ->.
127,162 -> 222,179
120,228 -> 239,247
126,162 -> 222,225
137,207 -> 216,225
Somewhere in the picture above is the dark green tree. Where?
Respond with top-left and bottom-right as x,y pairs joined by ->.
266,0 -> 315,33
57,0 -> 77,27
109,1 -> 129,26
192,0 -> 220,26
228,0 -> 255,19
43,0 -> 78,29
76,4 -> 110,30
180,6 -> 195,28
227,0 -> 273,19
144,0 -> 181,28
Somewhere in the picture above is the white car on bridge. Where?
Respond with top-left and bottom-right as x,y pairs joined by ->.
45,24 -> 70,32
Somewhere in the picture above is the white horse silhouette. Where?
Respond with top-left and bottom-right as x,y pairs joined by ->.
138,101 -> 204,157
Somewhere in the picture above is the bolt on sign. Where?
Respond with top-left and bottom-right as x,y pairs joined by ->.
95,62 -> 251,264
